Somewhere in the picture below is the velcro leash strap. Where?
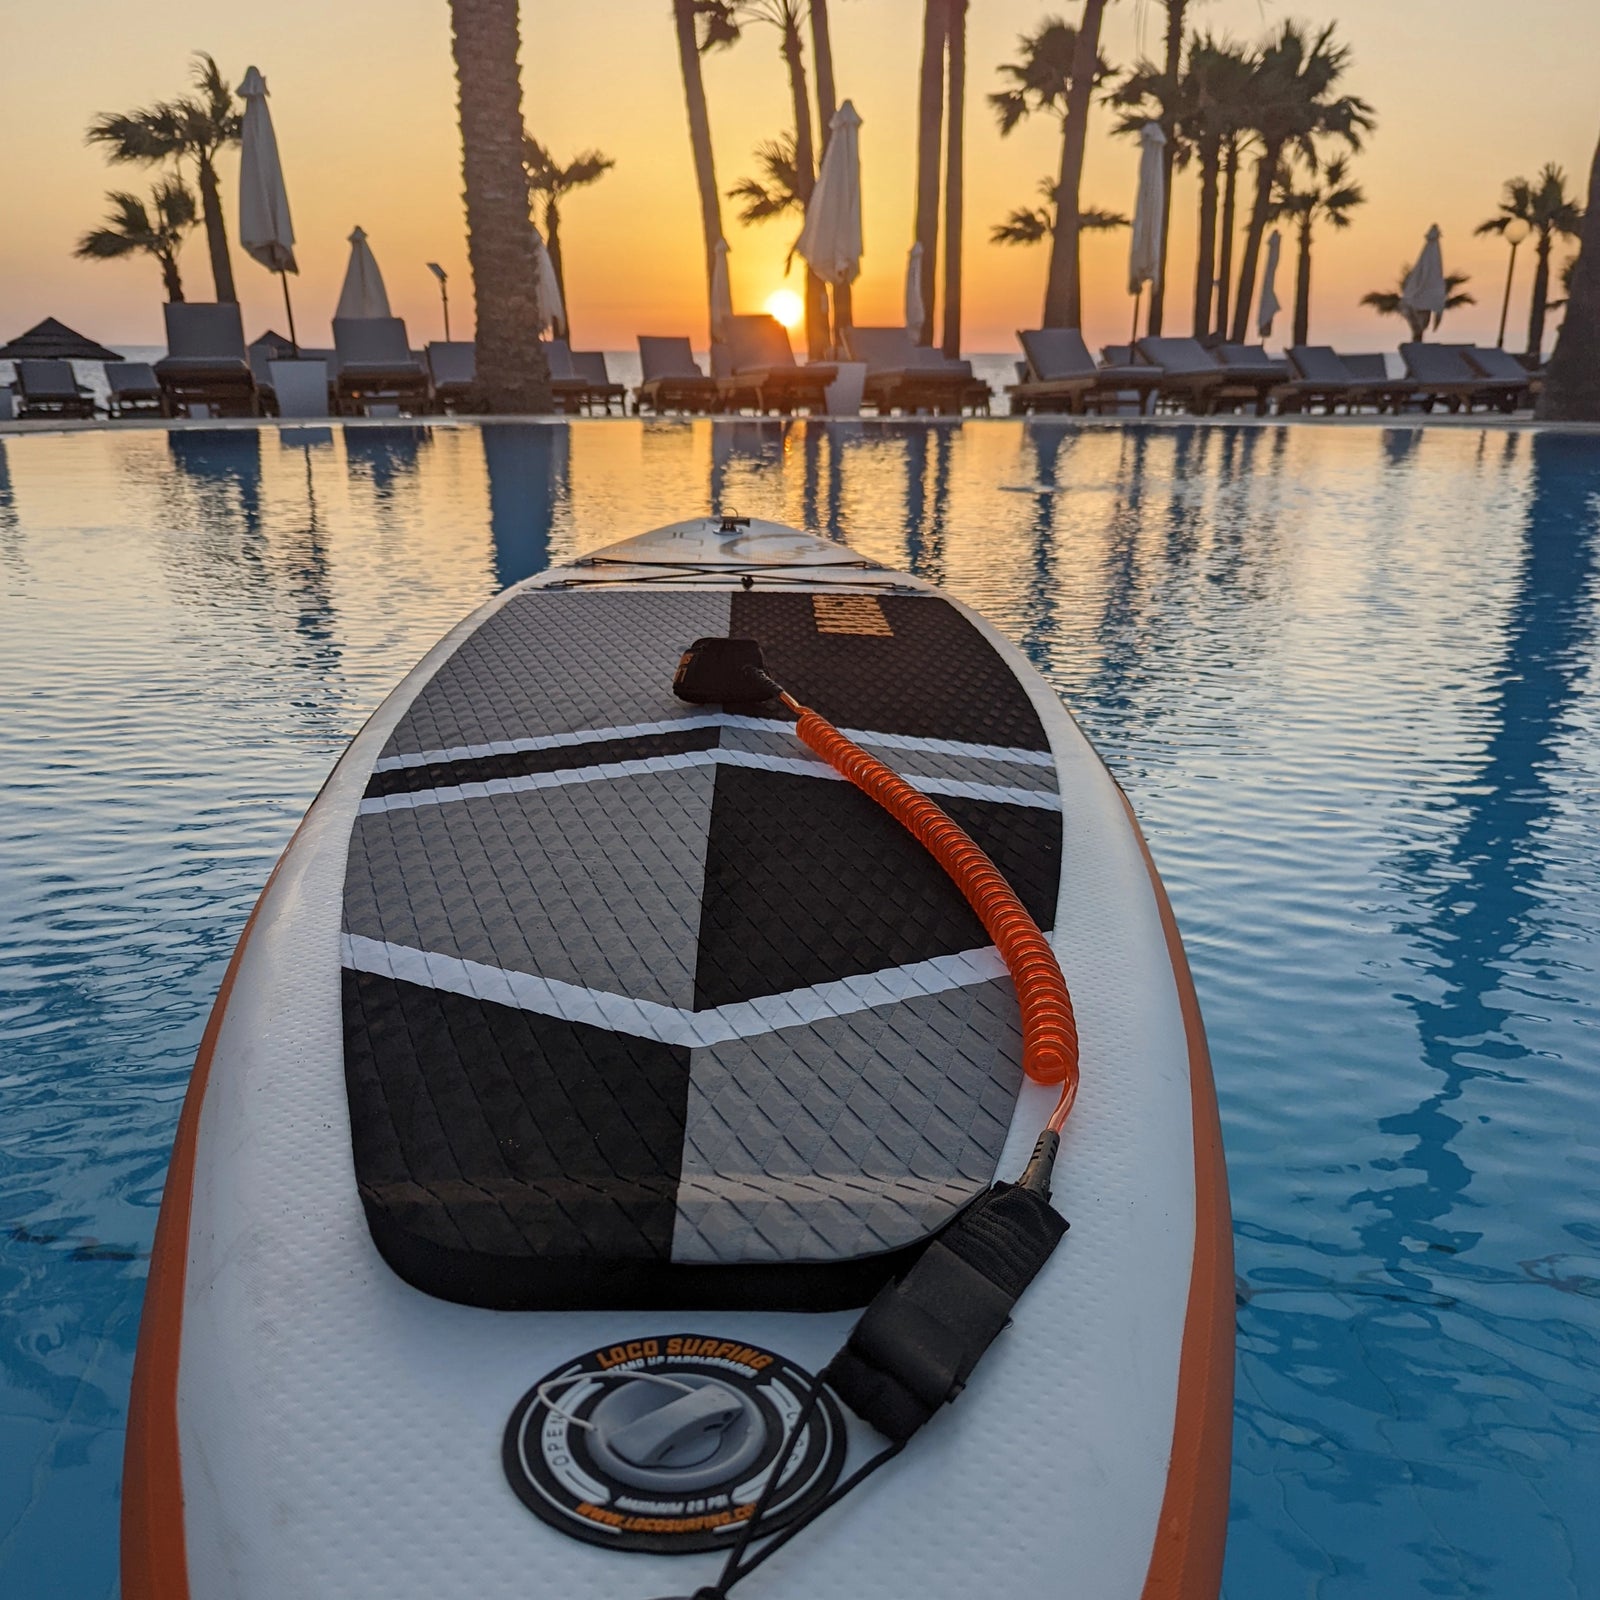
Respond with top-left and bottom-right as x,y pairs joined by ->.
821,1183 -> 1069,1443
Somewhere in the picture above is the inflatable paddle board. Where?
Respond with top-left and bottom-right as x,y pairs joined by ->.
123,515 -> 1233,1600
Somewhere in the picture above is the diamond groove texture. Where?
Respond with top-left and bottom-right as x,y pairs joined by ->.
674,979 -> 1025,1262
731,590 -> 1051,749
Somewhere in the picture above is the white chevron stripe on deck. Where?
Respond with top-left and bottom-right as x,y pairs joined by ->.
358,746 -> 1064,815
373,714 -> 1057,773
340,932 -> 1010,1048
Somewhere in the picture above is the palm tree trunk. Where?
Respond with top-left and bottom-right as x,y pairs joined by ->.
546,197 -> 569,341
448,0 -> 551,412
810,0 -> 852,336
1147,0 -> 1186,335
1230,141 -> 1281,343
914,0 -> 948,345
780,27 -> 828,359
1044,0 -> 1107,329
673,0 -> 725,339
1192,144 -> 1219,336
941,0 -> 967,357
195,154 -> 237,303
160,250 -> 185,304
1527,230 -> 1553,362
1214,137 -> 1239,336
1292,212 -> 1312,347
1537,125 -> 1600,419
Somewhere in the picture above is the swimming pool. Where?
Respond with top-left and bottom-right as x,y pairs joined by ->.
1,418 -> 1595,1598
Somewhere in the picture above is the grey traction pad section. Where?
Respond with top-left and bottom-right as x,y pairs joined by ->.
382,589 -> 732,756
345,770 -> 715,1008
673,978 -> 1024,1263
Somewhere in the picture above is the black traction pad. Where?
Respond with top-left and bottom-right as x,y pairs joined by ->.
340,586 -> 1062,1309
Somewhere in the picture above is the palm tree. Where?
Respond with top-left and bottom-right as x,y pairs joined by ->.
942,0 -> 968,357
75,178 -> 198,304
86,52 -> 242,302
1229,22 -> 1374,343
1475,164 -> 1585,362
1538,127 -> 1600,420
991,179 -> 1128,245
914,0 -> 948,345
729,134 -> 804,224
673,0 -> 733,331
1177,35 -> 1255,338
734,0 -> 828,356
809,0 -> 853,336
991,9 -> 1115,329
448,0 -> 551,412
1270,153 -> 1364,346
1361,266 -> 1474,341
523,137 -> 614,340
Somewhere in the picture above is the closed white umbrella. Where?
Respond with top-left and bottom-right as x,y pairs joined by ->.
904,242 -> 926,342
237,66 -> 299,349
710,238 -> 733,346
1127,120 -> 1166,339
1401,224 -> 1448,339
1257,229 -> 1283,340
531,223 -> 565,338
335,226 -> 391,320
796,100 -> 863,353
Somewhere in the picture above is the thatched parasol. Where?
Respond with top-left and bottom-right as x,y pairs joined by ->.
0,317 -> 123,362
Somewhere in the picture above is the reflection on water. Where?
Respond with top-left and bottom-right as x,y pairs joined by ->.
0,420 -> 1597,1598
484,423 -> 567,588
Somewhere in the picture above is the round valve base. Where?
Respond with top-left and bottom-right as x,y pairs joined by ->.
503,1334 -> 846,1554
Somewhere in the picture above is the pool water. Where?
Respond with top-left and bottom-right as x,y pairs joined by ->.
1,419 -> 1596,1599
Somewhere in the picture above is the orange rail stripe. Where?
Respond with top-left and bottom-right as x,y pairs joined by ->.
121,846 -> 297,1600
1120,791 -> 1236,1600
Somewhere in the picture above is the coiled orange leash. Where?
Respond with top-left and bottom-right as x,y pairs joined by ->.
665,633 -> 1079,1600
782,696 -> 1080,1138
672,634 -> 1081,1169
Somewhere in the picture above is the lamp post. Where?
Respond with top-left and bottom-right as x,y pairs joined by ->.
426,262 -> 451,341
1495,218 -> 1529,349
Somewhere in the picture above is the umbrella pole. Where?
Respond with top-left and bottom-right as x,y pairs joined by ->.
1130,287 -> 1143,344
279,270 -> 300,357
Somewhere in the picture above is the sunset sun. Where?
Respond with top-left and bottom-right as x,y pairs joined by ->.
764,288 -> 804,329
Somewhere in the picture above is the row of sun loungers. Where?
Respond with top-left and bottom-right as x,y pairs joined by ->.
2,305 -> 632,422
5,308 -> 1539,425
1008,333 -> 1539,417
631,317 -> 991,416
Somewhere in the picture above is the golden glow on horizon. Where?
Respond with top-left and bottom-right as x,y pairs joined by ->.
0,1 -> 1594,354
764,289 -> 804,331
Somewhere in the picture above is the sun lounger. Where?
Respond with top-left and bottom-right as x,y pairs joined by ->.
716,315 -> 836,414
634,336 -> 720,415
105,361 -> 165,418
1337,353 -> 1417,413
1279,347 -> 1378,413
426,342 -> 476,412
16,359 -> 98,419
1462,347 -> 1534,410
541,339 -> 594,413
1399,343 -> 1512,413
1213,344 -> 1291,413
156,303 -> 259,417
333,317 -> 430,415
1009,329 -> 1158,415
1135,337 -> 1229,414
572,350 -> 626,414
844,327 -> 986,415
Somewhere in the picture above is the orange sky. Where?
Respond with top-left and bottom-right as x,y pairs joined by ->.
0,1 -> 1595,355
